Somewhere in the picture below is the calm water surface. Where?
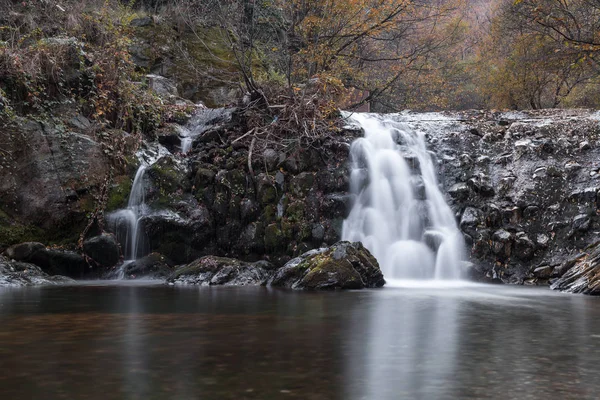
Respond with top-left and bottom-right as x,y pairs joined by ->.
0,282 -> 599,400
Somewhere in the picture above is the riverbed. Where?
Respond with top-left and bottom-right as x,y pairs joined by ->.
0,283 -> 599,399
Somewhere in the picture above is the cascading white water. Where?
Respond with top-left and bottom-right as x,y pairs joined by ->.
342,113 -> 464,283
109,165 -> 148,276
178,107 -> 233,154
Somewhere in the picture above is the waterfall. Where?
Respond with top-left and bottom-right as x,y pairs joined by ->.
108,165 -> 148,277
342,113 -> 464,283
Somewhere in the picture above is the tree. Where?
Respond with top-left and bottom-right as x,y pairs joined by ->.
474,0 -> 598,109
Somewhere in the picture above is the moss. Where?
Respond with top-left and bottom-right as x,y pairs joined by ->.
106,176 -> 133,212
150,160 -> 184,193
263,204 -> 276,222
0,223 -> 46,249
286,200 -> 305,222
260,185 -> 277,205
264,223 -> 284,251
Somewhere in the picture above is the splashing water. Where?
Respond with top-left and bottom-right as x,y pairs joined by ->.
342,113 -> 464,283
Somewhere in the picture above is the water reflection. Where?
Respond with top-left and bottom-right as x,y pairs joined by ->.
0,285 -> 600,399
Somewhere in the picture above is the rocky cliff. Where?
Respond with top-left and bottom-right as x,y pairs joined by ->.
427,109 -> 600,285
2,105 -> 599,292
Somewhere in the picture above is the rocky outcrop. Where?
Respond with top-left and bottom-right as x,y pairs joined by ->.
167,256 -> 276,286
269,241 -> 385,290
0,117 -> 114,249
425,109 -> 600,285
550,242 -> 600,295
106,108 -> 356,267
0,255 -> 75,287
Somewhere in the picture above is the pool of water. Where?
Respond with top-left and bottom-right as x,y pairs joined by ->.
1,282 -> 599,399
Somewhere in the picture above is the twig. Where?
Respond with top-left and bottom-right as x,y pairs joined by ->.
232,128 -> 255,144
248,136 -> 256,180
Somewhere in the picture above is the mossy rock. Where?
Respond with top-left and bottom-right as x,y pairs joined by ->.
105,175 -> 133,212
269,241 -> 385,290
264,223 -> 284,251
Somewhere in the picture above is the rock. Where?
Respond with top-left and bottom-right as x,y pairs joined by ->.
412,176 -> 427,200
492,229 -> 513,258
448,183 -> 470,201
311,224 -> 325,243
551,243 -> 600,295
493,229 -> 512,242
572,214 -> 591,233
321,193 -> 352,219
536,234 -> 550,248
514,139 -> 532,158
269,241 -> 385,290
0,256 -> 75,287
114,253 -> 172,280
146,74 -> 178,97
570,187 -> 599,204
514,233 -> 536,261
580,141 -> 591,151
0,122 -> 109,236
460,207 -> 482,236
262,149 -> 279,171
167,256 -> 275,286
69,114 -> 92,130
141,210 -> 212,265
156,125 -> 183,149
565,161 -> 582,173
83,234 -> 121,268
130,16 -> 153,27
41,250 -> 90,278
3,242 -> 91,278
4,242 -> 46,261
533,265 -> 553,279
523,206 -> 539,219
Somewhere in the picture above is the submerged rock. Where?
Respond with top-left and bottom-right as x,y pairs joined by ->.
0,256 -> 75,287
551,242 -> 600,295
167,256 -> 276,286
269,241 -> 385,290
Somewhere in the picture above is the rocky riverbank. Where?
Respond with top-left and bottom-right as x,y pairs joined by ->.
1,104 -> 599,293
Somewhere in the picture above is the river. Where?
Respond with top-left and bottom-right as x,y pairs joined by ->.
0,283 -> 599,399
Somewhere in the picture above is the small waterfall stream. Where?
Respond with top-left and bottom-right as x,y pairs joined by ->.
108,165 -> 148,278
342,113 -> 464,283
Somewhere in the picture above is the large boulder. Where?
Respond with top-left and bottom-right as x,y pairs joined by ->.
167,256 -> 276,286
3,242 -> 91,278
83,234 -> 121,268
0,255 -> 75,287
0,120 -> 109,240
269,241 -> 385,290
551,242 -> 600,295
146,74 -> 178,97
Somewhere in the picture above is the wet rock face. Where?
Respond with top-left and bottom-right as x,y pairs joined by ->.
127,110 -> 356,267
269,241 -> 385,290
430,109 -> 600,285
0,119 -> 110,244
0,255 -> 75,287
167,256 -> 276,286
551,242 -> 600,295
